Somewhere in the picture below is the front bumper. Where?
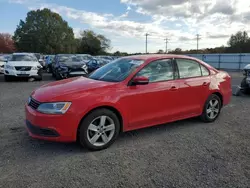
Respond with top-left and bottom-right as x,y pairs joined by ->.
58,71 -> 88,78
25,104 -> 80,142
5,68 -> 40,77
26,120 -> 60,137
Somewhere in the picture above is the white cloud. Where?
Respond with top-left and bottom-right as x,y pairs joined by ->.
7,0 -> 250,53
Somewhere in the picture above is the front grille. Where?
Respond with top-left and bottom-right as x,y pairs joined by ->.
15,66 -> 32,71
70,68 -> 85,72
17,74 -> 29,77
28,98 -> 41,110
26,121 -> 59,137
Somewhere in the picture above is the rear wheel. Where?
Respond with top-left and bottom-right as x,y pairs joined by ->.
200,94 -> 221,123
78,109 -> 120,151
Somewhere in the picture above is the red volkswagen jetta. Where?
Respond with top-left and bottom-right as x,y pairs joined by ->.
25,55 -> 232,150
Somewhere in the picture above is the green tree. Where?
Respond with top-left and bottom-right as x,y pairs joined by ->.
77,30 -> 111,55
227,31 -> 250,53
157,49 -> 164,54
13,8 -> 76,54
173,48 -> 182,54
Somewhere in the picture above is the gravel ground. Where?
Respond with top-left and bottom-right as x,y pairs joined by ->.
0,73 -> 249,188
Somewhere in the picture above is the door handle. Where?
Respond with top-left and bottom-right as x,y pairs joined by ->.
203,82 -> 209,86
170,86 -> 178,91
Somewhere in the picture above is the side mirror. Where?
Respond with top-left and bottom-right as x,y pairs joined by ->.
130,76 -> 149,86
38,59 -> 43,62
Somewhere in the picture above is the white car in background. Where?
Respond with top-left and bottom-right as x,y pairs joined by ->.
0,57 -> 6,74
4,53 -> 43,81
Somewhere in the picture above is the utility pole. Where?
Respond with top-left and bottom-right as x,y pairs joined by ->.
145,33 -> 149,54
196,34 -> 201,52
164,38 -> 169,53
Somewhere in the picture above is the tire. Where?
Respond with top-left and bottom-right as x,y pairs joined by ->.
200,94 -> 222,123
240,78 -> 250,94
4,75 -> 12,82
52,71 -> 55,77
55,72 -> 61,80
36,70 -> 43,81
36,75 -> 43,81
78,109 -> 120,151
46,65 -> 52,73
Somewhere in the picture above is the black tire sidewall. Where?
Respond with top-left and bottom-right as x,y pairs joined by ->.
241,77 -> 248,88
55,72 -> 61,80
79,109 -> 120,151
201,94 -> 222,122
4,75 -> 11,82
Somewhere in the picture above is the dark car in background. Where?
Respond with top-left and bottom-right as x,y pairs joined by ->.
76,54 -> 93,63
52,54 -> 88,80
86,58 -> 110,73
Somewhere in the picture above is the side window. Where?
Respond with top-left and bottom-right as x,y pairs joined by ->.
136,59 -> 174,83
200,65 -> 209,76
176,59 -> 202,78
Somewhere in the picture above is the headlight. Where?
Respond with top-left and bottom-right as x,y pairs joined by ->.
31,66 -> 42,70
37,102 -> 72,114
5,65 -> 14,70
28,96 -> 31,104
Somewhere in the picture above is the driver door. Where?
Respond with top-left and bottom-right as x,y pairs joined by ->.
124,59 -> 180,129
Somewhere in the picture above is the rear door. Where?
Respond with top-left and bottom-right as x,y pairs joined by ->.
174,58 -> 211,117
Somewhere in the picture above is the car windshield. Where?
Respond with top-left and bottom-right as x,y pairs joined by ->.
10,54 -> 38,61
58,55 -> 83,64
77,55 -> 92,61
89,58 -> 144,82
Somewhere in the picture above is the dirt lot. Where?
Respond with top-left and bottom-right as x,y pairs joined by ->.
0,73 -> 249,188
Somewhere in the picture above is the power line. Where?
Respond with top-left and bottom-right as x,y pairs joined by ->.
196,34 -> 201,52
145,33 -> 150,54
164,38 -> 169,53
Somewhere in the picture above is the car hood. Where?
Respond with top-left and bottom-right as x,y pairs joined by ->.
31,77 -> 117,102
7,61 -> 40,66
60,62 -> 86,68
243,64 -> 250,70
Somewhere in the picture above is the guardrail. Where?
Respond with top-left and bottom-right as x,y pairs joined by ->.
186,53 -> 250,70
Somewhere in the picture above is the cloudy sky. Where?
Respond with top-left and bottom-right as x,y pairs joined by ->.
0,0 -> 250,53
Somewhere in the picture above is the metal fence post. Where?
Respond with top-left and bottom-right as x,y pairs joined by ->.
218,54 -> 221,70
239,54 -> 242,70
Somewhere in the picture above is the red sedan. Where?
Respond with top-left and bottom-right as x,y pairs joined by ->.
25,54 -> 232,150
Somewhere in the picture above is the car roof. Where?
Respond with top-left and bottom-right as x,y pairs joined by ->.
13,53 -> 35,55
123,54 -> 198,61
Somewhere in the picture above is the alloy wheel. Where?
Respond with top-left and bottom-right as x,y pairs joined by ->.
206,99 -> 220,119
87,115 -> 115,147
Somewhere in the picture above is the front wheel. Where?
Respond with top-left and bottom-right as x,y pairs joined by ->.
55,72 -> 62,80
46,66 -> 51,73
78,109 -> 120,151
200,94 -> 222,123
241,78 -> 250,94
4,75 -> 12,82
